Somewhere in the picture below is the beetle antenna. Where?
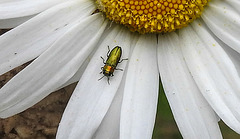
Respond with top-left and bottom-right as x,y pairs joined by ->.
107,46 -> 110,57
100,56 -> 106,64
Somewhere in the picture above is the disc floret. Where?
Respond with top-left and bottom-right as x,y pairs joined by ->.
97,0 -> 209,34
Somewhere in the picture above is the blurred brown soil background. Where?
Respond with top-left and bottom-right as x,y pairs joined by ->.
0,62 -> 76,138
0,29 -> 76,139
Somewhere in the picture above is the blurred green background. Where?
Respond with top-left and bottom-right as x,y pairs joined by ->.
152,82 -> 240,139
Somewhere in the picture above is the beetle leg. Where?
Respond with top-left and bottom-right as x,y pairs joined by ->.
100,56 -> 106,64
98,75 -> 105,81
119,58 -> 128,63
107,76 -> 110,85
99,67 -> 103,74
115,68 -> 123,71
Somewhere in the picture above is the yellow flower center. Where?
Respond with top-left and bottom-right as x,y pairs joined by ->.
97,0 -> 209,34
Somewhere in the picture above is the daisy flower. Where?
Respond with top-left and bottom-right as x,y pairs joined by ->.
0,0 -> 240,138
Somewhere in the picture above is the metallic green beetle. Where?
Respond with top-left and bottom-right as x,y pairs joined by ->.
99,46 -> 127,84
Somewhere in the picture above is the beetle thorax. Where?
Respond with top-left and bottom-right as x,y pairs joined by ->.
103,65 -> 115,76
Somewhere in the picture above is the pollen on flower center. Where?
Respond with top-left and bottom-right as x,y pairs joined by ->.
96,0 -> 209,34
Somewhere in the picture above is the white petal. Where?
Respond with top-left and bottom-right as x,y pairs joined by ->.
58,56 -> 91,89
120,34 -> 159,139
0,0 -> 95,75
0,14 -> 107,118
202,0 -> 240,53
0,15 -> 35,28
57,27 -> 132,139
209,30 -> 240,77
93,33 -> 142,139
180,23 -> 240,134
93,76 -> 126,139
158,32 -> 222,139
0,0 -> 68,19
219,40 -> 240,77
59,24 -> 134,89
225,0 -> 240,13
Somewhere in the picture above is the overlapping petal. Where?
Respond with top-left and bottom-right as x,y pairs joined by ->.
0,14 -> 107,118
219,40 -> 240,76
202,0 -> 240,53
0,0 -> 67,19
0,0 -> 95,75
92,33 -> 141,139
0,15 -> 35,28
180,21 -> 240,134
158,32 -> 222,139
120,34 -> 159,139
92,75 -> 126,139
57,26 -> 131,139
225,0 -> 240,13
